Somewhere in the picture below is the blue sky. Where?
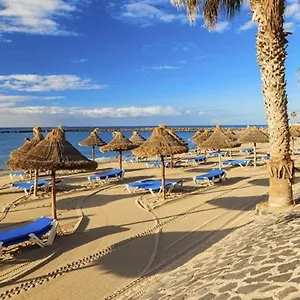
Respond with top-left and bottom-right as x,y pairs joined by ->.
0,0 -> 299,127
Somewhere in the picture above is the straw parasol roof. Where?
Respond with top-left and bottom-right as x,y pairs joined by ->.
193,128 -> 210,145
189,130 -> 202,143
129,131 -> 146,146
290,126 -> 300,138
239,126 -> 269,144
133,125 -> 188,157
10,127 -> 44,160
200,125 -> 237,150
8,127 -> 97,172
79,128 -> 106,147
226,128 -> 237,140
166,127 -> 188,146
101,131 -> 136,152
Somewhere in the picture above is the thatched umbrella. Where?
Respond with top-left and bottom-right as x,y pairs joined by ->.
226,128 -> 238,140
189,130 -> 202,143
129,131 -> 146,146
8,127 -> 44,195
8,127 -> 97,219
101,131 -> 136,169
200,125 -> 237,169
79,128 -> 106,161
166,127 -> 188,168
133,125 -> 188,199
239,126 -> 269,167
192,129 -> 210,153
289,126 -> 300,153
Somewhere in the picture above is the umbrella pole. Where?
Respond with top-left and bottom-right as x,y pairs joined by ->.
161,155 -> 166,199
218,154 -> 222,170
29,170 -> 32,180
119,150 -> 122,169
33,169 -> 39,196
171,154 -> 174,169
92,145 -> 95,161
254,142 -> 257,167
51,170 -> 57,219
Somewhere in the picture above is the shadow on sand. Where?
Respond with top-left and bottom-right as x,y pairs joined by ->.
2,220 -> 248,289
208,195 -> 265,211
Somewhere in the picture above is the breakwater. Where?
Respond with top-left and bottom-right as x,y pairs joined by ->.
0,126 -> 264,134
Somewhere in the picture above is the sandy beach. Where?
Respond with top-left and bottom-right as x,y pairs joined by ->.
1,144 -> 300,300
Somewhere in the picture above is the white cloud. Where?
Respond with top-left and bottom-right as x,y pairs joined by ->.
149,65 -> 180,70
239,20 -> 256,31
0,74 -> 107,92
210,21 -> 230,33
109,0 -> 188,26
284,21 -> 295,32
0,94 -> 64,103
2,105 -> 182,118
203,21 -> 230,33
285,3 -> 300,19
72,58 -> 88,63
0,0 -> 83,36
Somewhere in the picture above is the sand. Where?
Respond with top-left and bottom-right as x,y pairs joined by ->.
0,144 -> 299,300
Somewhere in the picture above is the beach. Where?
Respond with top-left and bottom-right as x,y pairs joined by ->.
1,141 -> 299,299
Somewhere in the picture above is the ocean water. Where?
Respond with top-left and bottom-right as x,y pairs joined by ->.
0,129 -> 196,170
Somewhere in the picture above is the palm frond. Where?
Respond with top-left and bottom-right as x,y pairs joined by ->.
170,0 -> 244,28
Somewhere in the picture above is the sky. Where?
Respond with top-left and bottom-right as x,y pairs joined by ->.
0,0 -> 299,127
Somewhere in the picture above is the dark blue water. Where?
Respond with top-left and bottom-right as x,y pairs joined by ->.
0,125 -> 266,170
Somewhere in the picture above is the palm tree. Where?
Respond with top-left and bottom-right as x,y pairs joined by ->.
290,111 -> 297,123
170,0 -> 294,207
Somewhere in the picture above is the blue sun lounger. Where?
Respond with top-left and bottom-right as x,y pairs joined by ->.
240,148 -> 254,154
9,171 -> 27,180
222,159 -> 252,168
0,217 -> 58,253
146,161 -> 170,168
88,168 -> 125,185
11,179 -> 63,196
183,155 -> 207,165
193,169 -> 226,186
126,179 -> 183,196
209,151 -> 228,157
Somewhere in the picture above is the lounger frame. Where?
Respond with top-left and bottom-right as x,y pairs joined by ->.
193,171 -> 227,186
88,169 -> 125,186
0,219 -> 58,254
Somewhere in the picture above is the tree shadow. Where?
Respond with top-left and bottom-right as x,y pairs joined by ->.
249,178 -> 269,186
4,224 -> 248,288
208,195 -> 264,211
184,167 -> 216,174
0,216 -> 129,282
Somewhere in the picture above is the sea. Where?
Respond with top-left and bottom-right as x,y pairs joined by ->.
0,125 -> 265,170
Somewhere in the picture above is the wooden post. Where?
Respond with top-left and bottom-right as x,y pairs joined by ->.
254,142 -> 257,167
51,170 -> 57,219
170,154 -> 174,169
161,155 -> 166,199
92,145 -> 95,161
218,154 -> 222,169
29,170 -> 32,180
33,169 -> 39,196
119,150 -> 123,169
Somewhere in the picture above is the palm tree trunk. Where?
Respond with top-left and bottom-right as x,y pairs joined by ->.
250,0 -> 294,206
161,155 -> 166,199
